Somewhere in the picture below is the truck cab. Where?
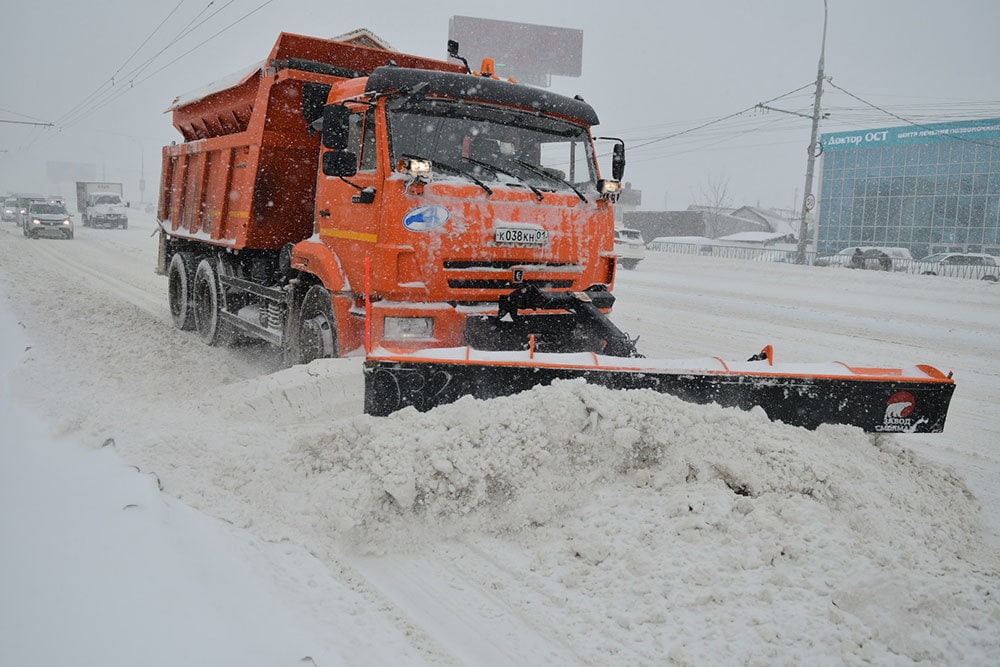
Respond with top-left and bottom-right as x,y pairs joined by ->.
84,192 -> 128,228
306,65 -> 622,351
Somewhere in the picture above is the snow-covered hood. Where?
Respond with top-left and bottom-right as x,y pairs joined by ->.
89,202 -> 126,214
30,211 -> 71,222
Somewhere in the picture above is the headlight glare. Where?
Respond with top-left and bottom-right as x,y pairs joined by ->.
383,316 -> 434,340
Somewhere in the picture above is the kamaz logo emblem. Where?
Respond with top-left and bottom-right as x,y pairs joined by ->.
512,268 -> 525,283
402,205 -> 449,232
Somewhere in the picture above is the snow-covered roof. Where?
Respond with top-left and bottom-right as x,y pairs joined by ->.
329,28 -> 393,50
717,231 -> 795,244
648,235 -> 716,245
731,206 -> 800,236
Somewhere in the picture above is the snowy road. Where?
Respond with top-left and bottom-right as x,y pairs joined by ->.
2,212 -> 999,665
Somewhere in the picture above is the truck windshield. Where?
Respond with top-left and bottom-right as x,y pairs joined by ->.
94,195 -> 122,205
386,97 -> 598,195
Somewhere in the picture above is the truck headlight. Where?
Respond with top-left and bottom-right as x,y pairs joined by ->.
63,219 -> 71,225
397,157 -> 432,180
597,179 -> 622,198
31,218 -> 41,225
383,316 -> 434,340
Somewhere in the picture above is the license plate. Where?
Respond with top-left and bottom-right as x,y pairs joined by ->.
494,224 -> 548,246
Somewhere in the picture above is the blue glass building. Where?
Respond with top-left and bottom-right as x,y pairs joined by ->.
818,118 -> 1000,258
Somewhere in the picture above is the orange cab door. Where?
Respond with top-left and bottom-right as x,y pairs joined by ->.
316,106 -> 383,286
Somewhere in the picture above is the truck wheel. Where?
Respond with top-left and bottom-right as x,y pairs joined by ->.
295,285 -> 339,364
193,258 -> 232,346
168,252 -> 196,330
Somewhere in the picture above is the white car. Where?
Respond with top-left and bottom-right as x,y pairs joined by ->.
2,198 -> 17,222
23,201 -> 74,240
912,253 -> 999,282
614,227 -> 645,270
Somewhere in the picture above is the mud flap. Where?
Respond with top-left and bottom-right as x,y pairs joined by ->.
363,351 -> 956,433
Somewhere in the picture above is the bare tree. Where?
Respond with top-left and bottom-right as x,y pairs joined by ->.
698,173 -> 733,217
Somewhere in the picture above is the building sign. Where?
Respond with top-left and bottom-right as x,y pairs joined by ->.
821,117 -> 1000,151
448,16 -> 583,82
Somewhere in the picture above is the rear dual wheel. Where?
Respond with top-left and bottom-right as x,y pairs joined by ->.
168,252 -> 196,330
193,258 -> 234,346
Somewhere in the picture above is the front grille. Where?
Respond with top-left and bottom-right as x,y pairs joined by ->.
447,279 -> 574,290
443,260 -> 579,271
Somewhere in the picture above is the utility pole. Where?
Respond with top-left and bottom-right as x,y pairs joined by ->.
795,0 -> 828,264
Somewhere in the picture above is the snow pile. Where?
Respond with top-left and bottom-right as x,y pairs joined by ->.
288,378 -> 980,552
276,378 -> 999,663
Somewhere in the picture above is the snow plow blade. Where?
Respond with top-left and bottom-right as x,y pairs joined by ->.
363,347 -> 955,433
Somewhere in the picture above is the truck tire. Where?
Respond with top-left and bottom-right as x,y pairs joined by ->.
193,258 -> 232,346
295,285 -> 339,364
168,252 -> 196,330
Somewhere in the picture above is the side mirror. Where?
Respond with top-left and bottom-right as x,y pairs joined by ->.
612,142 -> 625,181
322,150 -> 358,177
595,136 -> 626,182
321,104 -> 351,150
302,82 -> 332,125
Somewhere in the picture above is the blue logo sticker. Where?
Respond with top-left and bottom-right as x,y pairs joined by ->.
403,205 -> 450,232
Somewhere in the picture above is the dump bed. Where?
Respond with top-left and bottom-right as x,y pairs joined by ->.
158,32 -> 462,251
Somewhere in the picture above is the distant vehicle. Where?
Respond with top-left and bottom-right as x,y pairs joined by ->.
614,226 -> 645,270
815,246 -> 913,271
14,193 -> 48,229
23,201 -> 73,239
2,197 -> 17,222
76,181 -> 128,229
913,253 -> 999,282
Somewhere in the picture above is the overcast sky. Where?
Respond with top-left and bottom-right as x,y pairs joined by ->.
2,0 -> 997,212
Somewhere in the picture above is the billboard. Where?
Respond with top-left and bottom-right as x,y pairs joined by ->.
448,16 -> 583,86
46,161 -> 98,182
821,117 -> 1000,151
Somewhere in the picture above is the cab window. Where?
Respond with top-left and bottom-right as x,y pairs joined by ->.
347,108 -> 378,172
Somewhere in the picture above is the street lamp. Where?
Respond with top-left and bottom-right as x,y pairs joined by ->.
796,0 -> 828,265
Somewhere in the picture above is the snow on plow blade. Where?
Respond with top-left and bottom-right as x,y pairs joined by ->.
363,348 -> 956,433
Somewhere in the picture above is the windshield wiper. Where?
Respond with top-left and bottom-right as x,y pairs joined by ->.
513,158 -> 587,203
403,154 -> 493,197
462,156 -> 545,201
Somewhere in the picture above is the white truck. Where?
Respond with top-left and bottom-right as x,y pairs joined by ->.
75,181 -> 128,229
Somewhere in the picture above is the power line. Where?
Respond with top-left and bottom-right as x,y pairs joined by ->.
53,2 -> 191,128
626,81 -> 815,152
111,1 -> 189,84
58,0 -> 246,130
0,119 -> 54,127
824,80 -> 1000,148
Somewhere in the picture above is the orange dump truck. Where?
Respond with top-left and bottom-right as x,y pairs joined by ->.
159,32 -> 956,432
158,31 -> 629,364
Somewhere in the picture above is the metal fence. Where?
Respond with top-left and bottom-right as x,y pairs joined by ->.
645,242 -> 1000,281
